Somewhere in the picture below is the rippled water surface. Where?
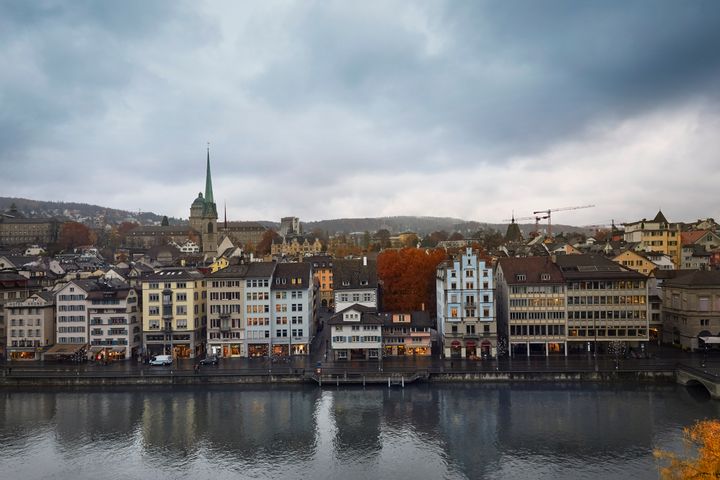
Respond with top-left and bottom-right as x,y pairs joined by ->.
1,383 -> 718,480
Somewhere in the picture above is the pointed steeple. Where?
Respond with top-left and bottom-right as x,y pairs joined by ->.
205,144 -> 214,205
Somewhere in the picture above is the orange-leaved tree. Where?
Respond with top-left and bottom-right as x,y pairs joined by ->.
377,248 -> 447,317
654,419 -> 720,479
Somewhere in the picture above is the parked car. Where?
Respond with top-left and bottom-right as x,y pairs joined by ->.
149,355 -> 173,366
199,355 -> 219,366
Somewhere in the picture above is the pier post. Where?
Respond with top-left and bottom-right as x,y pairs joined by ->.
401,376 -> 404,388
388,377 -> 390,388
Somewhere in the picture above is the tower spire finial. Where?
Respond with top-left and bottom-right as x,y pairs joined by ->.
204,143 -> 214,205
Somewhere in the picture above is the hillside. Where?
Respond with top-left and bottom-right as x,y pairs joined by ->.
0,197 -> 181,226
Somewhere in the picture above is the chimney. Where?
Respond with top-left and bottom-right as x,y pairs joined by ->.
363,256 -> 367,266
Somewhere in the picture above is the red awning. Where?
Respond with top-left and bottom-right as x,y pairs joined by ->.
466,341 -> 476,347
451,340 -> 461,347
481,340 -> 492,347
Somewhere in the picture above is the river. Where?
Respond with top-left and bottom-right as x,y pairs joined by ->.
0,383 -> 718,480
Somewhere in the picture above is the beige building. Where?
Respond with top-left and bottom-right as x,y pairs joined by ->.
496,257 -> 567,356
555,254 -> 649,354
207,265 -> 246,357
271,236 -> 323,258
623,210 -> 681,267
0,217 -> 60,246
0,272 -> 31,358
141,269 -> 207,359
662,271 -> 720,351
612,250 -> 658,275
5,292 -> 55,361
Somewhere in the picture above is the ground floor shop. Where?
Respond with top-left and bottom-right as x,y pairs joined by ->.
509,341 -> 567,356
333,347 -> 380,361
383,345 -> 430,356
444,339 -> 495,359
143,333 -> 204,359
209,343 -> 245,357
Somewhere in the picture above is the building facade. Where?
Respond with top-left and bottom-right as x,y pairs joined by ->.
207,266 -> 246,358
271,262 -> 314,356
496,257 -> 567,356
308,255 -> 334,308
0,272 -> 30,358
87,282 -> 141,361
555,254 -> 649,354
242,263 -> 276,357
333,258 -> 378,312
141,269 -> 207,359
662,271 -> 720,351
5,292 -> 55,361
623,210 -> 681,267
436,247 -> 496,359
329,304 -> 382,360
380,311 -> 432,356
0,217 -> 60,246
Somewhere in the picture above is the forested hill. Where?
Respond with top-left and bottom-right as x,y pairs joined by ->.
0,197 -> 176,225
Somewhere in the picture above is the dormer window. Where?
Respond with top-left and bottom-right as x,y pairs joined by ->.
342,280 -> 350,286
516,274 -> 526,281
541,273 -> 550,281
360,280 -> 368,286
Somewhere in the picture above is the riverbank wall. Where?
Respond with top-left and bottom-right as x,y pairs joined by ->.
0,369 -> 677,387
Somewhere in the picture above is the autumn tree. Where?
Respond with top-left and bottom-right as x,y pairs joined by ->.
655,420 -> 720,479
58,221 -> 94,250
449,232 -> 465,241
377,248 -> 447,317
255,229 -> 280,256
161,215 -> 169,226
402,233 -> 419,248
374,229 -> 392,249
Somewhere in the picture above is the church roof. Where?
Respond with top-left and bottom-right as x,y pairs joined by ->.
504,218 -> 523,243
652,210 -> 668,224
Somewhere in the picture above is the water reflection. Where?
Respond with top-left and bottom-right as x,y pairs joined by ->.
0,384 -> 717,480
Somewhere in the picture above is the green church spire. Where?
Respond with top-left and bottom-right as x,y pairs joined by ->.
204,144 -> 214,205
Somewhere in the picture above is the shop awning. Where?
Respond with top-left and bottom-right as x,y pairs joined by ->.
43,343 -> 86,356
111,347 -> 126,353
700,336 -> 720,344
451,340 -> 461,347
89,347 -> 105,353
466,341 -> 476,347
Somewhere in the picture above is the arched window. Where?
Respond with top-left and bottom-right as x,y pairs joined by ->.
207,222 -> 213,234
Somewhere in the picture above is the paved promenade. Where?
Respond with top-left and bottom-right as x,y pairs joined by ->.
1,345 -> 718,379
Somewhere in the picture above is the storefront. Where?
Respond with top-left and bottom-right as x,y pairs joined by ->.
291,344 -> 307,355
9,349 -> 37,360
174,344 -> 191,359
450,340 -> 462,358
249,344 -> 269,357
480,340 -> 492,357
273,344 -> 290,356
218,344 -> 243,357
465,341 -> 477,359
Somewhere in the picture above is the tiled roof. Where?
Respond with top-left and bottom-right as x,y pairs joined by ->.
681,230 -> 717,246
327,304 -> 383,325
663,271 -> 720,287
332,258 -> 377,290
554,254 -> 645,280
497,256 -> 564,284
379,311 -> 433,328
272,262 -> 311,290
143,268 -> 205,281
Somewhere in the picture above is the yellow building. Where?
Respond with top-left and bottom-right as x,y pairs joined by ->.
308,255 -> 334,309
141,268 -> 207,359
209,256 -> 229,273
623,210 -> 681,267
612,250 -> 657,275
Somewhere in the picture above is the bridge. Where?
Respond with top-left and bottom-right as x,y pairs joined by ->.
676,364 -> 720,400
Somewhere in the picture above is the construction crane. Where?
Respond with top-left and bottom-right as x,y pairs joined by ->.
502,214 -> 547,237
532,205 -> 595,237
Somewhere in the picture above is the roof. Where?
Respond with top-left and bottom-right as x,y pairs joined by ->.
143,268 -> 205,282
497,256 -> 564,284
1,255 -> 39,268
681,230 -> 718,246
128,225 -> 196,235
0,271 -> 29,289
327,304 -> 383,325
332,258 -> 377,290
306,255 -> 333,269
554,254 -> 645,280
663,271 -> 720,288
272,262 -> 311,290
504,220 -> 523,243
652,210 -> 669,224
379,311 -> 433,328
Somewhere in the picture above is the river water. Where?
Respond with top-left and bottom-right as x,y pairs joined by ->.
0,383 -> 718,480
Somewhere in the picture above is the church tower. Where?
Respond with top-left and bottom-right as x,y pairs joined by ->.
189,146 -> 218,258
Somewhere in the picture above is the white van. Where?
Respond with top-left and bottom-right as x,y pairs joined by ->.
149,355 -> 173,366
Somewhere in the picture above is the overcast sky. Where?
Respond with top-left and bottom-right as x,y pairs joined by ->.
2,1 -> 720,226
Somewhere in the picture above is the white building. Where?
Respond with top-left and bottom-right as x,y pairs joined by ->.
332,257 -> 378,312
436,247 -> 496,359
243,263 -> 276,357
270,262 -> 314,355
328,304 -> 383,360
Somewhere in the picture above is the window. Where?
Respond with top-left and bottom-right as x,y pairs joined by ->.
516,274 -> 526,281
